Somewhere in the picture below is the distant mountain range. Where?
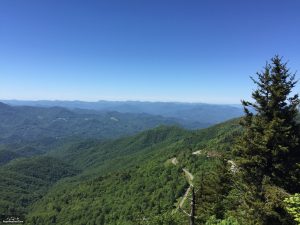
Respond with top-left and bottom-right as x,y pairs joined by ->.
0,100 -> 244,166
1,100 -> 244,124
0,102 -> 198,144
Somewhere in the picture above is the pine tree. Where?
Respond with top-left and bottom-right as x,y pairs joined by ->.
232,56 -> 300,225
236,55 -> 300,193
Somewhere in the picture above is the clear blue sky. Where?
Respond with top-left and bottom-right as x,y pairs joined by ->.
1,0 -> 300,103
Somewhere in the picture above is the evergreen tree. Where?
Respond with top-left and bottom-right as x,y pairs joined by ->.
236,55 -> 300,193
234,56 -> 300,224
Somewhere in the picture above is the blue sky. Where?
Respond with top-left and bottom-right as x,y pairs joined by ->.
1,0 -> 300,103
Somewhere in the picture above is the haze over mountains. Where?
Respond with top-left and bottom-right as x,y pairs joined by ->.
0,102 -> 184,143
1,100 -> 244,125
0,101 -> 243,168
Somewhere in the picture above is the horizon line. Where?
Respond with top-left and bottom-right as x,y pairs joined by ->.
0,98 -> 243,105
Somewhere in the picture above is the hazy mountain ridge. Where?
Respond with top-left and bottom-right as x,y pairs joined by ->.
0,102 -> 204,144
2,100 -> 244,124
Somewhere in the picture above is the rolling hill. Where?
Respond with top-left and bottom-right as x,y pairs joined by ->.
0,102 -> 191,143
3,112 -> 294,224
2,100 -> 244,125
0,119 -> 242,224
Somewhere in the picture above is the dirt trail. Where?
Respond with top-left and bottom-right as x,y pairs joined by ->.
183,168 -> 194,185
178,186 -> 191,209
170,151 -> 236,214
169,156 -> 194,211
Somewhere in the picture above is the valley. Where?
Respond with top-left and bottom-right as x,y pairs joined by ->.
0,104 -> 242,224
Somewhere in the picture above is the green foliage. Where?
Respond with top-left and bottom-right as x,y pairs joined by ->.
138,211 -> 185,225
236,56 -> 300,191
205,216 -> 239,225
22,121 -> 240,224
284,193 -> 300,224
49,126 -> 188,173
234,56 -> 300,224
26,163 -> 186,224
0,102 -> 188,144
0,156 -> 79,215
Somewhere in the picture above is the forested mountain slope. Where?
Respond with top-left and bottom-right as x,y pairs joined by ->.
0,156 -> 79,216
22,120 -> 241,225
2,110 -> 297,224
0,101 -> 210,166
0,102 -> 200,144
